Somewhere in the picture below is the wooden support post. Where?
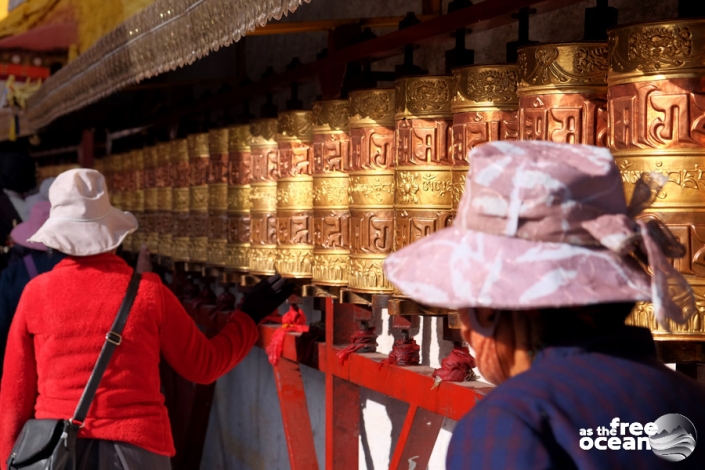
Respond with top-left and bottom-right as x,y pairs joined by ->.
325,297 -> 360,470
79,129 -> 94,169
273,357 -> 320,470
388,405 -> 444,470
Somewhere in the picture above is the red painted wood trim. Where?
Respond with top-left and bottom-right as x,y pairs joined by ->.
321,344 -> 493,422
0,63 -> 50,80
389,405 -> 444,470
273,357 -> 321,470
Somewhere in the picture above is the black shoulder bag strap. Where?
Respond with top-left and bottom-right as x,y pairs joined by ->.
70,271 -> 142,426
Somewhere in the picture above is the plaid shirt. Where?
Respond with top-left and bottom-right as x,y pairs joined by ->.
447,327 -> 705,469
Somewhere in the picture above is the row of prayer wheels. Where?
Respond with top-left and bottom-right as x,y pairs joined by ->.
96,17 -> 705,340
37,164 -> 80,181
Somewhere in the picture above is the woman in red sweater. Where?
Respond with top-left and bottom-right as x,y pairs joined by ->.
0,169 -> 292,469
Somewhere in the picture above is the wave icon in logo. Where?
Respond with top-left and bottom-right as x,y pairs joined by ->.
649,413 -> 697,462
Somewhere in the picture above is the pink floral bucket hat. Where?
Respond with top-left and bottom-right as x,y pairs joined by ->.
383,141 -> 696,328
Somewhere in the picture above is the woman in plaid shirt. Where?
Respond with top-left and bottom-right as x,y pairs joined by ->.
384,141 -> 705,469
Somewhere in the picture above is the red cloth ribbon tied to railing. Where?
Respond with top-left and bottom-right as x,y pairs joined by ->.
266,304 -> 308,366
379,336 -> 420,368
336,327 -> 377,365
432,345 -> 476,383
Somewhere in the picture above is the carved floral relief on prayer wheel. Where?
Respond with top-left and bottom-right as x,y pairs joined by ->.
312,100 -> 351,286
131,149 -> 145,255
348,88 -> 396,294
451,65 -> 519,212
143,146 -> 160,254
516,42 -> 609,145
171,139 -> 190,262
227,124 -> 252,272
249,118 -> 279,275
188,133 -> 210,265
207,128 -> 229,268
276,110 -> 314,278
394,75 -> 454,260
609,19 -> 705,339
156,143 -> 173,259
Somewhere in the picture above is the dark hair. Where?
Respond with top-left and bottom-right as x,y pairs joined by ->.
0,151 -> 36,193
537,302 -> 636,346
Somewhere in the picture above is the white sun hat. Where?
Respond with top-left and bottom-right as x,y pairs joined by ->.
28,168 -> 138,256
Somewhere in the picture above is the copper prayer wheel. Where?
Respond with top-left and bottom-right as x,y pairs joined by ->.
171,139 -> 190,263
226,124 -> 252,272
249,118 -> 279,275
348,88 -> 396,294
207,128 -> 229,268
609,19 -> 705,340
143,146 -> 160,254
131,149 -> 145,254
155,143 -> 173,259
276,110 -> 314,278
517,42 -> 608,145
451,64 -> 519,211
188,133 -> 210,266
312,100 -> 351,286
394,75 -> 454,259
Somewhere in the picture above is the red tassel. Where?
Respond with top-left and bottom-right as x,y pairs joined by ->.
379,336 -> 420,368
336,327 -> 377,365
432,345 -> 476,382
265,305 -> 309,366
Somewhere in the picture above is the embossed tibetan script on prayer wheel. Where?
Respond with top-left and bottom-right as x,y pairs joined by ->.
348,88 -> 396,294
451,65 -> 519,212
312,100 -> 351,286
143,146 -> 160,254
249,118 -> 279,275
516,42 -> 608,145
394,75 -> 454,258
609,19 -> 705,340
171,139 -> 190,262
207,128 -> 229,268
188,133 -> 210,266
131,149 -> 145,253
276,110 -> 314,278
227,124 -> 252,272
156,143 -> 173,259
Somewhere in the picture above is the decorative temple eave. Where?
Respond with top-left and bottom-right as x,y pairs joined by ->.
23,0 -> 311,132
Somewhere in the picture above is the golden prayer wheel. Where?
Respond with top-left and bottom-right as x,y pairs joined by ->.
609,19 -> 705,340
227,124 -> 252,272
121,151 -> 135,253
347,88 -> 396,294
276,110 -> 314,278
131,149 -> 145,254
108,153 -> 124,210
156,143 -> 173,259
249,118 -> 279,275
516,42 -> 608,145
312,100 -> 351,286
188,133 -> 210,266
207,128 -> 229,268
394,75 -> 454,257
171,139 -> 190,262
143,146 -> 160,254
451,64 -> 519,211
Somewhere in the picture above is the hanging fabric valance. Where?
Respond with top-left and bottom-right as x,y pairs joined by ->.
25,0 -> 311,131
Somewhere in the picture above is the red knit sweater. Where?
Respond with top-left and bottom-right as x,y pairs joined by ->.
0,254 -> 258,466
